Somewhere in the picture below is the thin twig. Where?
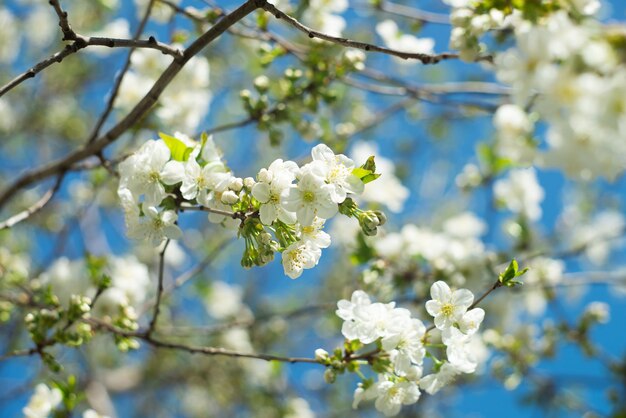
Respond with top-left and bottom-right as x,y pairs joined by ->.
0,173 -> 64,230
260,2 -> 480,64
88,318 -> 320,364
146,239 -> 170,337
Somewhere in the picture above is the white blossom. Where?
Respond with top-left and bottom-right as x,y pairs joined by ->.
374,380 -> 421,417
23,384 -> 62,418
127,206 -> 182,246
282,172 -> 337,226
281,240 -> 322,279
297,217 -> 331,249
307,143 -> 363,203
419,362 -> 461,395
118,140 -> 178,207
425,281 -> 474,330
252,159 -> 298,225
494,168 -> 544,221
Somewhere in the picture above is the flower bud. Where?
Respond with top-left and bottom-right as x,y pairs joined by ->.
243,177 -> 256,189
254,75 -> 270,92
324,368 -> 337,384
229,177 -> 244,192
221,190 -> 239,205
257,168 -> 273,184
315,348 -> 329,361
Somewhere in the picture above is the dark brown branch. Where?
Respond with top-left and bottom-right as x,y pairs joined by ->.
49,0 -> 76,41
260,2 -> 467,64
0,36 -> 182,99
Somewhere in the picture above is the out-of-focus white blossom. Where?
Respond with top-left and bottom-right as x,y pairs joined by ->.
23,384 -> 63,418
494,168 -> 544,221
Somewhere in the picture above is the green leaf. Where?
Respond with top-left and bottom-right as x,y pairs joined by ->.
159,132 -> 193,162
498,259 -> 528,287
353,156 -> 381,184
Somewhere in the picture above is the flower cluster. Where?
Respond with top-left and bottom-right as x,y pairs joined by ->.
118,135 -> 382,278
323,281 -> 486,416
494,6 -> 626,180
361,212 -> 492,298
37,255 -> 150,316
115,49 -> 211,133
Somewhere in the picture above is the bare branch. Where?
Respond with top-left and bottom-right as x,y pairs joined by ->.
88,318 -> 321,364
0,173 -> 64,230
146,239 -> 170,338
49,0 -> 76,41
259,2 -> 481,64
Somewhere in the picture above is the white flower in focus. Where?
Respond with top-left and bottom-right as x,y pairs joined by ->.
23,384 -> 63,418
174,153 -> 229,202
425,281 -> 474,330
127,206 -> 182,246
382,317 -> 426,374
494,168 -> 544,221
458,308 -> 485,335
374,380 -> 421,417
297,217 -> 331,249
118,140 -> 177,207
282,172 -> 337,226
252,159 -> 298,225
281,241 -> 322,279
419,362 -> 461,395
341,302 -> 411,344
336,290 -> 372,322
308,143 -> 364,203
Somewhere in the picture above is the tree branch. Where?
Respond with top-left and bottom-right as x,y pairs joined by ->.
259,2 -> 474,64
0,173 -> 64,230
146,239 -> 170,338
